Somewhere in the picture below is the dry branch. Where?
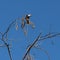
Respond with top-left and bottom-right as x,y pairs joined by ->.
23,32 -> 60,60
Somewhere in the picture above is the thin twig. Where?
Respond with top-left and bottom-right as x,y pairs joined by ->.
2,19 -> 16,38
34,45 -> 50,60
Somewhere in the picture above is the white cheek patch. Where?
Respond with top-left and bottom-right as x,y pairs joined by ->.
28,14 -> 31,17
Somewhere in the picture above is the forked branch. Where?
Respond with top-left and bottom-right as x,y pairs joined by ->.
23,32 -> 60,60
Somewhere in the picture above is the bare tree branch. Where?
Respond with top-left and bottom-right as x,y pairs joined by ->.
2,19 -> 17,38
25,53 -> 31,60
39,33 -> 60,41
6,44 -> 12,60
23,32 -> 60,60
0,33 -> 12,60
23,33 -> 42,60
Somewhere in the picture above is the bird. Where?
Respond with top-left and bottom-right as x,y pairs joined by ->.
21,14 -> 35,29
25,14 -> 31,24
21,14 -> 31,28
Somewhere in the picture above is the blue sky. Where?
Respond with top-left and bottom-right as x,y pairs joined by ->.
0,0 -> 60,60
